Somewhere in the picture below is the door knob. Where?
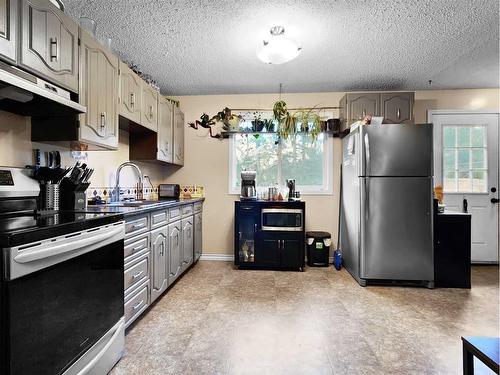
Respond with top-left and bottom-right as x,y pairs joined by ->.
491,198 -> 499,204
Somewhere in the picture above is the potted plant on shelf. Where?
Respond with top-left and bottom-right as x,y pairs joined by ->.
263,119 -> 275,132
251,112 -> 265,132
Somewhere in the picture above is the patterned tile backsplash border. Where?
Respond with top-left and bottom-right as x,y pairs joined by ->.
86,185 -> 205,202
86,186 -> 159,201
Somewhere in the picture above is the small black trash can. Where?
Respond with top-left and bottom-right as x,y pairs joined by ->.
306,231 -> 331,267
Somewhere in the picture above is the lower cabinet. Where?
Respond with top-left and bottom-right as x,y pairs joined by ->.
181,217 -> 194,272
257,232 -> 304,269
168,220 -> 182,284
150,225 -> 169,303
122,201 -> 204,328
194,212 -> 202,262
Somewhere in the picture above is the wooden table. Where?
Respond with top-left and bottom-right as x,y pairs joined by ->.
462,337 -> 499,374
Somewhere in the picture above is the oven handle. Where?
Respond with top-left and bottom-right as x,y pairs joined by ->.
14,225 -> 124,264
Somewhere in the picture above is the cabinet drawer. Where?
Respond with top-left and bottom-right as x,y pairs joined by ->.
125,215 -> 149,238
182,204 -> 193,217
151,210 -> 168,229
124,233 -> 149,261
125,281 -> 149,328
193,202 -> 203,213
168,207 -> 181,222
124,254 -> 149,293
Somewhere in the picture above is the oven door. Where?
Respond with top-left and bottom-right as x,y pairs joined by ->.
261,208 -> 303,231
3,222 -> 125,375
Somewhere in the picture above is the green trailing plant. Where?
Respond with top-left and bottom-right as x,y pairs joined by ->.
294,107 -> 322,141
189,101 -> 327,142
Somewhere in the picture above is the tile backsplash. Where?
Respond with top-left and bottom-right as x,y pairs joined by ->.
86,186 -> 159,201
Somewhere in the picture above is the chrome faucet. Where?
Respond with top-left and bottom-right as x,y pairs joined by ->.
112,162 -> 143,202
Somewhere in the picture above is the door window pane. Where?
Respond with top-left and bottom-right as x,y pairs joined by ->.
458,171 -> 472,192
457,149 -> 470,171
457,127 -> 470,147
443,149 -> 455,170
443,171 -> 457,193
471,126 -> 486,147
442,125 -> 488,193
472,171 -> 487,193
472,149 -> 486,169
443,127 -> 456,148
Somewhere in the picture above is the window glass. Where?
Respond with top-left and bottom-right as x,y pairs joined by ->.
442,125 -> 487,193
231,133 -> 332,194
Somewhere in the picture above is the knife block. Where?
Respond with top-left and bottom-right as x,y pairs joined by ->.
60,179 -> 90,211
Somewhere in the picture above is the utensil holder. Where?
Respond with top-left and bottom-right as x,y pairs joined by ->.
43,183 -> 60,211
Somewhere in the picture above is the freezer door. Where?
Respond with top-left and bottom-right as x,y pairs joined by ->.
339,132 -> 361,278
359,177 -> 433,281
359,124 -> 433,177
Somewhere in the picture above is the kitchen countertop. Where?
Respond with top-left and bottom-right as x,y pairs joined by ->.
82,198 -> 205,217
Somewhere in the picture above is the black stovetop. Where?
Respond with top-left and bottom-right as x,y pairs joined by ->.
0,211 -> 124,248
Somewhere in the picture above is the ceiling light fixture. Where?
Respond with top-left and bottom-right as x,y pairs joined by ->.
257,26 -> 302,65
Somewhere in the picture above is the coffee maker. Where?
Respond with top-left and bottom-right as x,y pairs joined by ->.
240,170 -> 257,200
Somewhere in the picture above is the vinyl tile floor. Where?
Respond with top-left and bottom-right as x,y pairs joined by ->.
111,262 -> 499,375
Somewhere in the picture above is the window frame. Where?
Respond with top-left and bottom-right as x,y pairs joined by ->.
228,133 -> 334,196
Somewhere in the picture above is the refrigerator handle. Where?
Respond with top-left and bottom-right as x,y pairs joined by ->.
364,133 -> 370,176
364,178 -> 369,220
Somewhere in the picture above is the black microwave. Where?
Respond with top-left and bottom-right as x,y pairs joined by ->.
261,208 -> 303,231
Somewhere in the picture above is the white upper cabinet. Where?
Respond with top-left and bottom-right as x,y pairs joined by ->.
19,0 -> 79,92
78,28 -> 119,149
173,106 -> 184,166
157,95 -> 173,163
119,61 -> 142,125
141,81 -> 158,132
0,0 -> 17,63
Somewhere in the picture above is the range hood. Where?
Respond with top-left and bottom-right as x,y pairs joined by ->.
0,60 -> 86,117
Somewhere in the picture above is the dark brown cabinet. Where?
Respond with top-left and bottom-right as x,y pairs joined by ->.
20,0 -> 79,92
0,0 -> 17,63
339,92 -> 415,131
380,92 -> 414,124
348,93 -> 379,122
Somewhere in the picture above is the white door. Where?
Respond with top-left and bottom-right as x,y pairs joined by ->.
430,111 -> 499,263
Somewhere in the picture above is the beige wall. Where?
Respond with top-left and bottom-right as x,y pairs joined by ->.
0,88 -> 498,256
168,89 -> 500,255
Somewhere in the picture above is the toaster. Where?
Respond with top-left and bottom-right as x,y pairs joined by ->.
158,184 -> 180,199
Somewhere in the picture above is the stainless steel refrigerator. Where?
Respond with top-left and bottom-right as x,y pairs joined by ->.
339,123 -> 434,288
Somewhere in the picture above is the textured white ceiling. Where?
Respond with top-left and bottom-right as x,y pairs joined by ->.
63,0 -> 499,95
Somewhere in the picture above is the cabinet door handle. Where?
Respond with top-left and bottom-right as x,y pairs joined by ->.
254,223 -> 257,233
131,270 -> 144,279
132,300 -> 144,310
397,108 -> 401,119
149,105 -> 154,119
100,112 -> 106,130
132,244 -> 145,252
50,37 -> 58,62
130,92 -> 135,107
131,223 -> 145,230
